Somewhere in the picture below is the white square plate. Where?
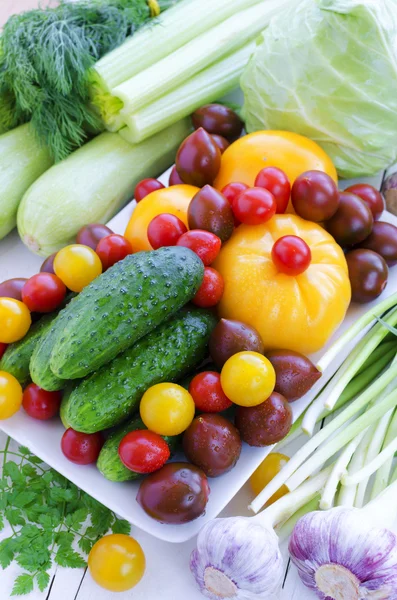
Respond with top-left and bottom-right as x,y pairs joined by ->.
1,167 -> 396,543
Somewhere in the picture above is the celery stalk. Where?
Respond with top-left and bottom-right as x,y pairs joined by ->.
0,124 -> 53,239
92,0 -> 264,92
121,43 -> 255,143
112,0 -> 293,116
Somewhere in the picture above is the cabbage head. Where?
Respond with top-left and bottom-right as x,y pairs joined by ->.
241,0 -> 397,178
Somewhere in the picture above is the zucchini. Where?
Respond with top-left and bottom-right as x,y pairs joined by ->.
1,294 -> 75,386
49,246 -> 204,380
97,417 -> 179,482
63,307 -> 217,433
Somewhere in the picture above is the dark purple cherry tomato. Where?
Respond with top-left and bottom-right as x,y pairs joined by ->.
183,414 -> 241,477
76,224 -> 113,250
327,192 -> 374,247
192,104 -> 244,140
265,350 -> 321,402
137,462 -> 210,524
134,178 -> 165,202
209,319 -> 264,369
169,165 -> 184,186
255,167 -> 291,214
235,392 -> 293,447
61,429 -> 104,465
176,230 -> 221,266
233,187 -> 277,226
188,185 -> 234,242
22,384 -> 62,420
346,249 -> 388,303
0,278 -> 28,301
345,183 -> 384,221
357,221 -> 397,266
176,128 -> 221,187
291,170 -> 339,222
96,234 -> 133,270
40,253 -> 57,275
147,214 -> 187,249
272,236 -> 312,276
211,134 -> 230,154
0,343 -> 7,360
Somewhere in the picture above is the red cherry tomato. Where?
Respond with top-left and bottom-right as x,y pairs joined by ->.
255,167 -> 291,214
176,230 -> 222,266
22,384 -> 62,420
233,187 -> 277,226
147,213 -> 188,249
40,253 -> 57,275
96,234 -> 133,270
192,267 -> 224,308
189,371 -> 232,413
135,178 -> 165,202
0,344 -> 7,360
169,166 -> 184,186
0,278 -> 28,302
61,429 -> 104,465
345,183 -> 385,221
22,273 -> 66,313
272,235 -> 312,276
221,182 -> 249,226
118,430 -> 170,474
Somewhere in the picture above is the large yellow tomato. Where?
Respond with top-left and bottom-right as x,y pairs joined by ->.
124,184 -> 199,251
214,131 -> 337,212
214,214 -> 351,355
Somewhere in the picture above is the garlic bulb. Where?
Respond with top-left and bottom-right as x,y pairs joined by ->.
289,507 -> 397,600
190,517 -> 284,600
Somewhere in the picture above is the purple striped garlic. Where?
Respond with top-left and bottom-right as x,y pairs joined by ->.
289,507 -> 397,600
190,517 -> 284,600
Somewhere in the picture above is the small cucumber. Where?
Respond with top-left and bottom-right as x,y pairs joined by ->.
1,293 -> 76,387
97,417 -> 179,482
50,246 -> 204,380
63,307 -> 217,433
30,295 -> 79,391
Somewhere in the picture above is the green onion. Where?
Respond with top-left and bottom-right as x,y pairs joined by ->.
276,495 -> 320,542
371,407 -> 397,499
120,43 -> 255,143
111,1 -> 289,117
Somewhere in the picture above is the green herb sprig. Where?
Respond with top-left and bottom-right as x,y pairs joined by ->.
0,437 -> 130,596
0,0 -> 176,161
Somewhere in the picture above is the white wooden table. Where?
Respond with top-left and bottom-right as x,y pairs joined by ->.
0,168 -> 392,600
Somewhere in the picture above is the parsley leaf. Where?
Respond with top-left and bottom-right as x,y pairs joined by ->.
37,571 -> 50,593
11,574 -> 34,596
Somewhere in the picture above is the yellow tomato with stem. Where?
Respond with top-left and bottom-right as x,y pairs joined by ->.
54,245 -> 102,292
88,534 -> 145,592
221,351 -> 276,407
140,383 -> 195,436
0,298 -> 31,343
214,131 -> 337,212
250,453 -> 290,506
0,371 -> 23,419
124,184 -> 199,251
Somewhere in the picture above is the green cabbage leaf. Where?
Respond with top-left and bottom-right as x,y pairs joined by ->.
241,0 -> 397,178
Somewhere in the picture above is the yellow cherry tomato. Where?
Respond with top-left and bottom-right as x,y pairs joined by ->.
214,214 -> 351,355
250,453 -> 290,506
214,131 -> 337,212
88,534 -> 145,592
0,298 -> 31,343
221,351 -> 276,407
124,184 -> 199,251
0,371 -> 23,419
54,245 -> 102,292
140,383 -> 195,436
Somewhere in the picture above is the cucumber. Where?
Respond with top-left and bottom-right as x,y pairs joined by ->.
97,417 -> 179,482
1,294 -> 76,386
30,295 -> 79,391
63,307 -> 217,433
50,246 -> 204,380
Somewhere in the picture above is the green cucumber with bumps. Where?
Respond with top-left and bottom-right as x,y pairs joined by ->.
1,293 -> 76,387
97,417 -> 179,482
49,246 -> 204,380
62,307 -> 217,433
